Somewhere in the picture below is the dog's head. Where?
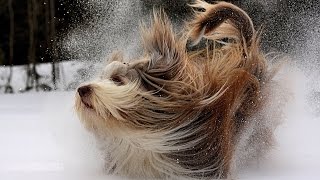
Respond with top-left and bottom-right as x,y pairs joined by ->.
75,11 -> 188,137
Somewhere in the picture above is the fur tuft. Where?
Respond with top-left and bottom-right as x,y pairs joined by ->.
188,1 -> 254,46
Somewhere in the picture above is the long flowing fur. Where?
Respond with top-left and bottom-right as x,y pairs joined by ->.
75,1 -> 283,179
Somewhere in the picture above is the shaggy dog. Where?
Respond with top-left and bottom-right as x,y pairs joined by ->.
75,1 -> 282,179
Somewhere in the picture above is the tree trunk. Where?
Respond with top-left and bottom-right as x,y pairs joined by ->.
44,0 -> 50,49
32,0 -> 39,91
49,0 -> 58,90
5,0 -> 14,93
26,0 -> 34,91
26,0 -> 39,91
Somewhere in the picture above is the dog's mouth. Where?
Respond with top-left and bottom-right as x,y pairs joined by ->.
81,98 -> 94,109
77,85 -> 94,110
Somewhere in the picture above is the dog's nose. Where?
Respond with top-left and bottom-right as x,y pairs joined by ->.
78,85 -> 92,97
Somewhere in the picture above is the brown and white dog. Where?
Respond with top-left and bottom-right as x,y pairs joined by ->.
75,1 -> 282,179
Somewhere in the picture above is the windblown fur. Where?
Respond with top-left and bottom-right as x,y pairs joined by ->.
75,1 -> 282,179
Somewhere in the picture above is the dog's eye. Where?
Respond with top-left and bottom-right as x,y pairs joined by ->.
110,75 -> 125,86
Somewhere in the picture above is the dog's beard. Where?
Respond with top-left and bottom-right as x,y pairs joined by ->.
75,80 -> 144,136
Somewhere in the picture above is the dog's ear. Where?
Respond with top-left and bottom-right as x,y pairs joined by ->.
188,1 -> 254,45
140,11 -> 186,80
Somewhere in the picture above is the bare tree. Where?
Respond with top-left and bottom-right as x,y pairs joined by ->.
5,0 -> 14,93
25,0 -> 40,91
44,0 -> 50,49
49,0 -> 59,90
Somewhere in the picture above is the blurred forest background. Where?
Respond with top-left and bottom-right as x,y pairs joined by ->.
0,0 -> 319,93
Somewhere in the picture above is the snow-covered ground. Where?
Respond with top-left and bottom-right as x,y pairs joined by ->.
0,92 -> 108,180
0,67 -> 320,180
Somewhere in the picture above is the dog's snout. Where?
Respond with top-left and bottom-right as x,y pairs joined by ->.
78,85 -> 92,97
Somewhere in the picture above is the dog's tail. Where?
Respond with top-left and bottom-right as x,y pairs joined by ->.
188,1 -> 254,46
